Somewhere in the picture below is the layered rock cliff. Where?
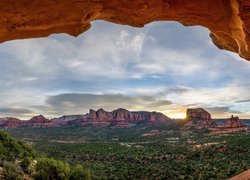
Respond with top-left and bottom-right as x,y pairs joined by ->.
184,108 -> 248,132
82,108 -> 171,127
0,115 -> 53,128
0,117 -> 22,128
0,1 -> 250,60
218,115 -> 247,129
0,108 -> 172,128
185,108 -> 216,129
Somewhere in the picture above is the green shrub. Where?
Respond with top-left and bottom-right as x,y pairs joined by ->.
34,157 -> 70,180
70,164 -> 91,180
0,131 -> 35,161
20,157 -> 32,174
3,161 -> 23,180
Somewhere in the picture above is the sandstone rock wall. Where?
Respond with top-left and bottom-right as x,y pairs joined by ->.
0,108 -> 172,128
186,108 -> 211,122
84,108 -> 171,127
185,108 -> 248,132
218,115 -> 247,128
0,1 -> 250,60
185,108 -> 216,129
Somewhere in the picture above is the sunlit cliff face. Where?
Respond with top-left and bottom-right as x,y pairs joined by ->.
0,21 -> 250,119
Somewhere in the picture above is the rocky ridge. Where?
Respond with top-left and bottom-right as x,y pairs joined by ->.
82,108 -> 170,128
185,108 -> 216,129
184,108 -> 248,132
0,108 -> 172,128
218,115 -> 247,129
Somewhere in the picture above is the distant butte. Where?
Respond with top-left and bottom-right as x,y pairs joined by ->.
184,108 -> 248,132
1,1 -> 250,60
0,108 -> 172,128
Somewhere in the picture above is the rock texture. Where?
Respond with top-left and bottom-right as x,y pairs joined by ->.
230,169 -> 250,180
0,1 -> 250,60
82,108 -> 171,127
25,115 -> 52,128
218,115 -> 247,129
0,108 -> 171,128
51,114 -> 86,126
184,108 -> 248,132
0,115 -> 53,128
0,117 -> 22,128
185,108 -> 216,129
211,115 -> 248,133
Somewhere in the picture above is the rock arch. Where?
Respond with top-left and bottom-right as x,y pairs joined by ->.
0,0 -> 250,60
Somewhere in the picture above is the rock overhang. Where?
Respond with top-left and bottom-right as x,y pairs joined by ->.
0,0 -> 250,60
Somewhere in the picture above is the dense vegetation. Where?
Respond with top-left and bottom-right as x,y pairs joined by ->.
3,125 -> 250,179
31,134 -> 249,179
0,130 -> 91,179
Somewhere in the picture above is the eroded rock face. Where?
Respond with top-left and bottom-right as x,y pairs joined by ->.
218,115 -> 247,128
29,115 -> 49,123
0,1 -> 250,60
0,108 -> 172,128
51,114 -> 86,126
185,108 -> 248,132
26,115 -> 52,127
0,117 -> 22,128
84,108 -> 171,127
0,115 -> 53,128
186,108 -> 211,122
185,108 -> 216,129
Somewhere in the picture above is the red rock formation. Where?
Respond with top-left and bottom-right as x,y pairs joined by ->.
29,115 -> 49,123
185,108 -> 248,133
186,108 -> 211,121
26,115 -> 52,128
0,1 -> 250,60
142,130 -> 161,137
185,108 -> 216,129
51,114 -> 86,126
0,117 -> 23,128
218,115 -> 247,129
230,169 -> 250,180
88,109 -> 98,119
83,108 -> 171,127
0,108 -> 171,128
0,115 -> 53,128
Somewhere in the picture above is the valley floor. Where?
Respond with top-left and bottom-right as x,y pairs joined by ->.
3,125 -> 250,179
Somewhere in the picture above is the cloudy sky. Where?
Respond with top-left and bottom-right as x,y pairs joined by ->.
0,20 -> 250,119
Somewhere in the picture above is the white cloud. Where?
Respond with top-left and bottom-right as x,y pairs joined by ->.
0,21 -> 250,118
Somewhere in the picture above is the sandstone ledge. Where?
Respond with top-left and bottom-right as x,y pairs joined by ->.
0,0 -> 250,60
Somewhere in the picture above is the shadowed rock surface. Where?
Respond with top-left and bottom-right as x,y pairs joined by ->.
82,108 -> 172,127
184,108 -> 248,132
0,1 -> 250,60
0,108 -> 172,128
184,108 -> 216,129
218,115 -> 248,128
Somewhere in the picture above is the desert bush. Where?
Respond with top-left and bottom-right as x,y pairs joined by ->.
34,157 -> 70,180
70,164 -> 91,180
0,131 -> 35,161
20,157 -> 32,174
3,161 -> 23,180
